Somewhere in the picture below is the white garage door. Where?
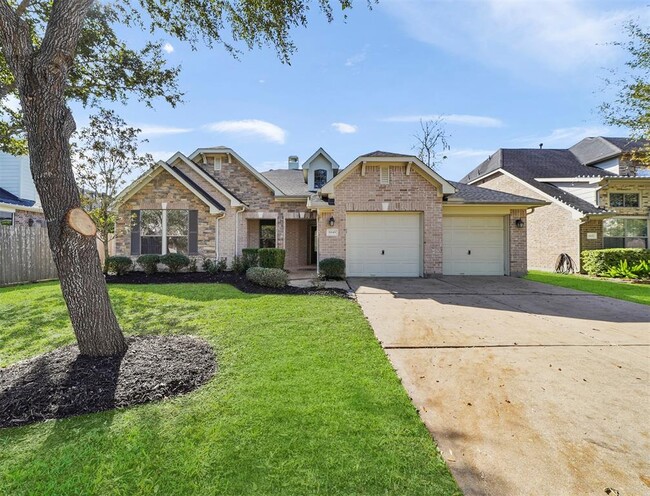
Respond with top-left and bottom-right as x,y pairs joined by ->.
443,216 -> 506,275
347,213 -> 422,277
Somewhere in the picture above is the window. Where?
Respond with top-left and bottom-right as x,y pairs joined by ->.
213,156 -> 222,172
603,218 -> 648,248
0,211 -> 13,226
380,166 -> 390,185
259,220 -> 276,248
313,169 -> 328,189
138,209 -> 193,254
140,209 -> 163,254
609,193 -> 640,208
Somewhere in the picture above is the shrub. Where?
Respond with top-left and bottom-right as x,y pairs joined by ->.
258,248 -> 285,269
202,258 -> 215,273
160,253 -> 190,273
606,259 -> 639,279
137,254 -> 160,275
246,267 -> 288,288
215,258 -> 228,272
188,258 -> 198,273
633,260 -> 650,278
230,255 -> 245,274
241,248 -> 259,270
581,248 -> 650,276
319,257 -> 345,280
105,256 -> 132,275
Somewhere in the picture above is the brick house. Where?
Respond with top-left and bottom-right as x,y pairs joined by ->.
461,137 -> 650,272
113,147 -> 546,277
0,152 -> 46,227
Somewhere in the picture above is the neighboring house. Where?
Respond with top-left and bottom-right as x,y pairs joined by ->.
113,146 -> 546,277
0,152 -> 45,227
461,137 -> 650,271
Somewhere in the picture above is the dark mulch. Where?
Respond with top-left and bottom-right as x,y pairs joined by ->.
0,335 -> 216,429
105,271 -> 350,297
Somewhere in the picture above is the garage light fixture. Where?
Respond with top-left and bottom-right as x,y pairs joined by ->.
515,218 -> 525,228
328,216 -> 335,227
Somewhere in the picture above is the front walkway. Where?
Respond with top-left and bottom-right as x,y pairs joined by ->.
286,267 -> 350,290
351,276 -> 650,496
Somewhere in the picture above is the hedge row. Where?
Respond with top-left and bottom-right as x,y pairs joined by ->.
581,248 -> 650,276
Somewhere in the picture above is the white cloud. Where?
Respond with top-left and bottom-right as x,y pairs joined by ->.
205,119 -> 287,144
382,114 -> 503,128
137,124 -> 193,137
147,150 -> 176,162
2,95 -> 20,112
513,125 -> 614,148
331,122 -> 358,134
383,0 -> 647,74
163,42 -> 174,54
446,148 -> 495,159
345,46 -> 368,67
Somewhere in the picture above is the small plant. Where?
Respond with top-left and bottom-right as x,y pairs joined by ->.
258,248 -> 285,269
241,248 -> 259,270
137,254 -> 160,275
230,255 -> 245,274
633,260 -> 650,278
216,257 -> 228,272
605,259 -> 639,279
246,267 -> 288,288
105,256 -> 133,275
581,248 -> 650,276
188,258 -> 198,273
202,258 -> 215,273
319,258 -> 345,280
160,253 -> 190,273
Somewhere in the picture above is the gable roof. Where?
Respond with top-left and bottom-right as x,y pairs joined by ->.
0,187 -> 36,208
321,152 -> 456,195
461,149 -> 611,215
569,136 -> 649,165
260,169 -> 310,197
170,165 -> 225,211
188,146 -> 282,195
446,181 -> 546,205
302,147 -> 340,169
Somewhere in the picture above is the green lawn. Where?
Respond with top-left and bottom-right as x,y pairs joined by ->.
0,282 -> 460,496
525,270 -> 650,306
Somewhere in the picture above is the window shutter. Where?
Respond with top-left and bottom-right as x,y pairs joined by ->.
189,210 -> 198,255
130,210 -> 141,256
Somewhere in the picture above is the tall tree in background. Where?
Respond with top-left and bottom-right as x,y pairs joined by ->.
601,20 -> 650,164
412,117 -> 450,170
0,0 -> 360,356
73,109 -> 153,271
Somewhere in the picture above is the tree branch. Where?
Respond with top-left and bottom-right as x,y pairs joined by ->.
15,0 -> 30,18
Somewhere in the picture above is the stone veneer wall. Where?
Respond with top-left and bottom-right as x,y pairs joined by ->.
318,164 -> 443,275
598,180 -> 650,216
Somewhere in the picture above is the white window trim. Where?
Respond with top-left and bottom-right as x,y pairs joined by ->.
213,156 -> 222,172
141,205 -> 190,255
603,216 -> 649,248
609,192 -> 640,208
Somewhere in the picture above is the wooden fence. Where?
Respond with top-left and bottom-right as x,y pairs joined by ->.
0,226 -> 58,286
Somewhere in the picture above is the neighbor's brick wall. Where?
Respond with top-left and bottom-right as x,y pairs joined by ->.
598,179 -> 650,216
13,210 -> 46,227
476,172 -> 582,271
319,164 -> 443,275
508,209 -> 528,275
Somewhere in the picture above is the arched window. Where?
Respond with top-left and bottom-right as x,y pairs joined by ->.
313,169 -> 328,189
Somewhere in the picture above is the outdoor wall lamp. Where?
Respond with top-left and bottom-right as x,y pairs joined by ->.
28,218 -> 34,227
328,216 -> 335,227
515,218 -> 525,228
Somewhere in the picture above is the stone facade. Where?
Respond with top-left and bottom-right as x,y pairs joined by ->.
13,210 -> 46,227
317,164 -> 444,275
598,179 -> 650,216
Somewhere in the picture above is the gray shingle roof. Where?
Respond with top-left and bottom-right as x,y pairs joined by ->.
446,181 -> 546,205
0,187 -> 36,207
601,137 -> 649,153
261,169 -> 310,196
359,150 -> 414,158
170,166 -> 225,211
460,149 -> 611,215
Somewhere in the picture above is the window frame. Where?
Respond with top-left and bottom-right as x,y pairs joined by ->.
0,211 -> 14,226
609,192 -> 640,208
139,208 -> 191,255
603,217 -> 648,249
259,219 -> 276,248
313,169 -> 328,189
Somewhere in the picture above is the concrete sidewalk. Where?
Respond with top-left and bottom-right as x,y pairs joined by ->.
352,276 -> 650,496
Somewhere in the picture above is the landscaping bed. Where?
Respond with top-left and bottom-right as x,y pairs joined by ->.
0,335 -> 215,429
105,271 -> 350,297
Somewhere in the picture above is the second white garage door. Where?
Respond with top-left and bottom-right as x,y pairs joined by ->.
443,216 -> 506,275
346,213 -> 422,277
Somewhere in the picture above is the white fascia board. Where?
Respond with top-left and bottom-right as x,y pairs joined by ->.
188,147 -> 282,195
321,155 -> 456,196
169,152 -> 244,207
535,177 -> 602,184
302,147 -> 341,169
159,162 -> 223,214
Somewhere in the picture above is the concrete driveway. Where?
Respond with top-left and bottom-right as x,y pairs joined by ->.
351,276 -> 650,496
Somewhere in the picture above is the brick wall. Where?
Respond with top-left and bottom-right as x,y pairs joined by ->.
318,164 -> 443,275
476,173 -> 582,271
598,179 -> 650,216
579,219 -> 603,253
508,209 -> 527,275
13,210 -> 46,227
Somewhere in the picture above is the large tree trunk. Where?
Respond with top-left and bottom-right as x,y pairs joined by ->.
0,0 -> 127,356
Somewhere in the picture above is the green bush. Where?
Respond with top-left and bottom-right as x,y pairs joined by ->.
258,248 -> 285,269
319,258 -> 345,280
188,258 -> 198,273
202,257 -> 228,275
634,260 -> 650,278
581,248 -> 650,276
606,259 -> 650,279
242,248 -> 259,270
160,253 -> 190,273
230,255 -> 245,274
246,267 -> 288,288
105,256 -> 133,275
137,254 -> 160,275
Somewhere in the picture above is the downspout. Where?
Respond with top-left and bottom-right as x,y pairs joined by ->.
215,213 -> 225,261
235,206 -> 247,256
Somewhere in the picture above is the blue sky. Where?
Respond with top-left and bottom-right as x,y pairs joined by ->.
76,0 -> 647,180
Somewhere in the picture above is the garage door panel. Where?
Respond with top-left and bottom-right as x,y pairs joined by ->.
347,213 -> 422,277
443,216 -> 506,276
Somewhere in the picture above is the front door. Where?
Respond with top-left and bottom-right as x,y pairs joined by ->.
309,224 -> 317,264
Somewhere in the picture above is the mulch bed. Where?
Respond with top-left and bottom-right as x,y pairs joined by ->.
105,271 -> 350,297
0,335 -> 216,429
